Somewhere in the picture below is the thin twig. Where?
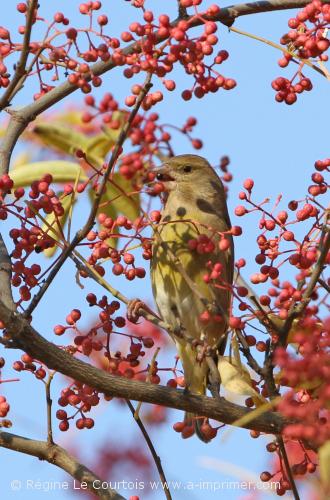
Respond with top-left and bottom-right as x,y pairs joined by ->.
280,214 -> 330,346
277,436 -> 301,500
134,347 -> 160,418
45,371 -> 55,445
318,277 -> 330,294
235,329 -> 263,376
229,25 -> 328,78
0,0 -> 38,111
126,401 -> 172,500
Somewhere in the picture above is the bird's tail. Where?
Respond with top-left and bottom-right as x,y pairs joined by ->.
184,412 -> 210,443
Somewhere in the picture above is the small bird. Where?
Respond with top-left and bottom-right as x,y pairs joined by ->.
150,154 -> 234,442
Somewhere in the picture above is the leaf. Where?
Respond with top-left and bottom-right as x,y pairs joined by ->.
88,173 -> 140,249
85,111 -> 125,165
32,122 -> 120,167
218,356 -> 266,403
319,440 -> 330,493
268,313 -> 323,345
10,161 -> 87,188
55,110 -> 92,126
42,194 -> 76,258
90,173 -> 140,222
12,152 -> 32,169
86,132 -> 118,164
32,123 -> 91,158
106,173 -> 140,221
221,398 -> 279,441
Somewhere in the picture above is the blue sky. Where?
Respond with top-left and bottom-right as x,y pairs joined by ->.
1,1 -> 328,499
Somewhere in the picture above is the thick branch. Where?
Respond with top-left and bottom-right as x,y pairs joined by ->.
0,234 -> 15,311
0,1 -> 317,176
0,431 -> 125,500
0,299 -> 290,435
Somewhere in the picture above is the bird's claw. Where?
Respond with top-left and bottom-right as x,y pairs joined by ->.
126,298 -> 145,323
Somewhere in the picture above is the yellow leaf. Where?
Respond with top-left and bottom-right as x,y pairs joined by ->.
10,161 -> 87,187
88,173 -> 140,249
268,313 -> 323,344
32,123 -> 90,158
91,173 -> 140,222
319,440 -> 330,494
107,173 -> 140,221
55,110 -> 91,126
86,132 -> 119,163
218,356 -> 266,403
12,152 -> 32,169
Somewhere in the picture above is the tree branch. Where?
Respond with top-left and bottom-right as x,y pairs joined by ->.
0,299 -> 291,435
0,234 -> 15,311
0,0 -> 38,112
0,1 -> 316,176
0,430 -> 125,500
277,436 -> 300,500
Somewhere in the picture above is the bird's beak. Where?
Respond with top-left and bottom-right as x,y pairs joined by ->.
153,165 -> 175,182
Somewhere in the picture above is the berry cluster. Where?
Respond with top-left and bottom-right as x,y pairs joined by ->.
173,418 -> 218,441
13,353 -> 47,380
271,75 -> 312,105
51,294 -> 166,430
81,93 -> 203,180
2,173 -> 71,303
234,161 -> 328,292
1,1 -> 235,103
56,384 -> 99,431
275,320 -> 330,447
273,0 -> 330,105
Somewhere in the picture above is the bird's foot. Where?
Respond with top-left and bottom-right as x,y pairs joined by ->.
126,298 -> 145,323
183,386 -> 191,396
172,322 -> 185,338
206,355 -> 221,400
207,380 -> 221,400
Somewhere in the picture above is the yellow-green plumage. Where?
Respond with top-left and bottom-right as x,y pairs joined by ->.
151,155 -> 234,440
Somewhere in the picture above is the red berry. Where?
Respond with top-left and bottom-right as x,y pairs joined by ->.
243,178 -> 254,191
59,420 -> 69,431
97,15 -> 108,26
17,3 -> 27,13
260,471 -> 272,482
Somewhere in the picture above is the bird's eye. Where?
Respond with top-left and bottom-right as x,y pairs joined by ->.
183,165 -> 192,173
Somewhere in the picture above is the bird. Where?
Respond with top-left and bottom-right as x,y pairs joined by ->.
150,154 -> 234,442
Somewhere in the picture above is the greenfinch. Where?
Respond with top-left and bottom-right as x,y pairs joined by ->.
151,154 -> 234,442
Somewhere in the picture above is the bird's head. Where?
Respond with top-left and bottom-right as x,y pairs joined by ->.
155,154 -> 218,191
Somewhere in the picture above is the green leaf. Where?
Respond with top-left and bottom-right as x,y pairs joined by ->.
10,161 -> 87,188
41,194 -> 76,258
32,123 -> 120,167
103,173 -> 140,222
32,123 -> 90,158
88,173 -> 140,248
88,185 -> 119,249
319,440 -> 330,493
86,132 -> 118,165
